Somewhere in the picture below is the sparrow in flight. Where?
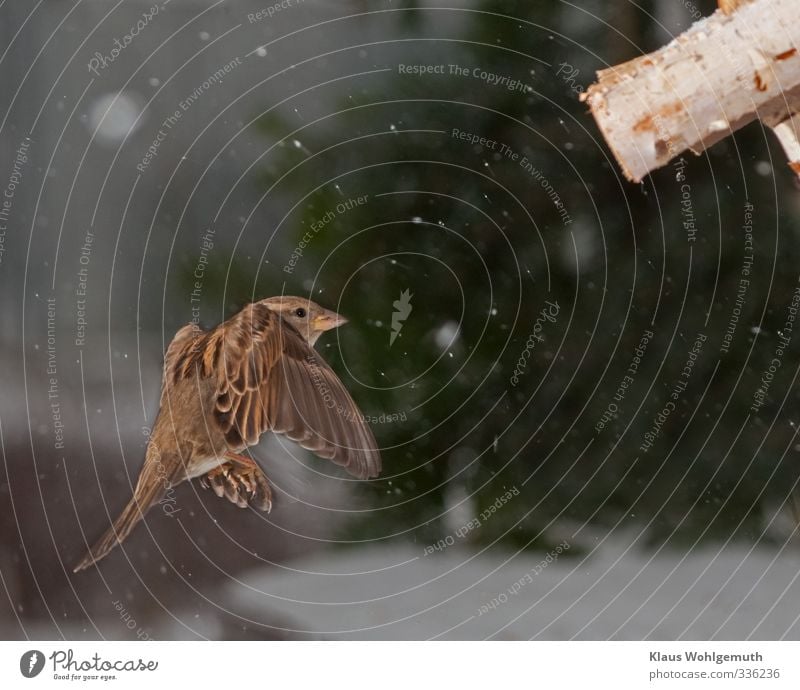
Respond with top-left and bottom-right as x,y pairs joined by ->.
74,296 -> 381,572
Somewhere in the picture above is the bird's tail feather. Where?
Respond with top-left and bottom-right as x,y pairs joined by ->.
73,461 -> 173,572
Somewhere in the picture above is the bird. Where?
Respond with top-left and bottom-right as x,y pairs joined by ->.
74,296 -> 381,572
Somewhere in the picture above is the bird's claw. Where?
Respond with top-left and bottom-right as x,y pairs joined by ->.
199,461 -> 272,512
240,467 -> 272,512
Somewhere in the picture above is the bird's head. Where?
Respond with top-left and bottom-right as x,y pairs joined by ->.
261,295 -> 348,345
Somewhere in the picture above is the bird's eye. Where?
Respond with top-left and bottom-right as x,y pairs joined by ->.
295,308 -> 306,318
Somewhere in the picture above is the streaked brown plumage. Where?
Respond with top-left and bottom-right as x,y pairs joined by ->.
74,296 -> 380,572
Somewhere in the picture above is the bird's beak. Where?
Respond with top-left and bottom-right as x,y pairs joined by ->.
314,309 -> 348,331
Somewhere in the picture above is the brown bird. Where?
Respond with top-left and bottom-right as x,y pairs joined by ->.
74,296 -> 381,572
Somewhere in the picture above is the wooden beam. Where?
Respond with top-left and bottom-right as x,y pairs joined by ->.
581,0 -> 800,182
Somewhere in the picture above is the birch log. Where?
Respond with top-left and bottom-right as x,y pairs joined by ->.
581,0 -> 800,182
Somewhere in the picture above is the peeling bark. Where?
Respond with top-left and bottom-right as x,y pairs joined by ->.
771,111 -> 800,173
582,0 -> 800,182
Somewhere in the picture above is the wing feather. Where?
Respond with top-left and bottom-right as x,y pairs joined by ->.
185,302 -> 380,479
160,323 -> 203,405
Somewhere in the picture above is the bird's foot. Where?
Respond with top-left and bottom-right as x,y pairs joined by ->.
200,457 -> 272,512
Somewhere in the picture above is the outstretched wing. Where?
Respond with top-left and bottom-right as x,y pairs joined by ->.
160,323 -> 203,406
174,303 -> 381,479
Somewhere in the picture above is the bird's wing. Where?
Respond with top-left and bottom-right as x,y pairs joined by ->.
160,323 -> 204,406
185,302 -> 381,479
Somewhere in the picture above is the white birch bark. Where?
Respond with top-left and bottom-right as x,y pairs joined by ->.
581,0 -> 800,182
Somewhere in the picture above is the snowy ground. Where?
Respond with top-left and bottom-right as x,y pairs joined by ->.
223,534 -> 800,640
